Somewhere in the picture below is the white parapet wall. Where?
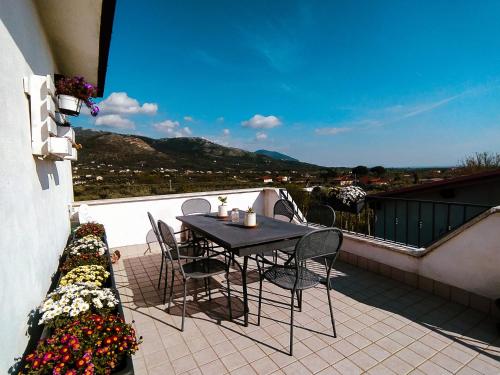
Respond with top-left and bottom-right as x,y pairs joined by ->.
342,207 -> 500,301
73,188 -> 282,248
420,207 -> 500,300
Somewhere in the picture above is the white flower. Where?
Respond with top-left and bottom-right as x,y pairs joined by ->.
38,283 -> 117,325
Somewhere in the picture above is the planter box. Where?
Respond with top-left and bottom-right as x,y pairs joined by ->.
329,198 -> 365,214
58,94 -> 82,116
35,233 -> 135,375
48,136 -> 72,158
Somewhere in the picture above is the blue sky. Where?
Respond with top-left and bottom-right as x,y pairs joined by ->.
75,0 -> 500,167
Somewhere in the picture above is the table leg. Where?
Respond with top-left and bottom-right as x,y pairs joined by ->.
242,255 -> 249,327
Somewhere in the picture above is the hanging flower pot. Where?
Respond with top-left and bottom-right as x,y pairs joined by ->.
55,76 -> 100,117
57,94 -> 82,116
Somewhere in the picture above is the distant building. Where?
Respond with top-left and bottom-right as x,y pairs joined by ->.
276,176 -> 290,183
262,176 -> 273,183
96,176 -> 103,181
359,176 -> 389,186
332,176 -> 354,186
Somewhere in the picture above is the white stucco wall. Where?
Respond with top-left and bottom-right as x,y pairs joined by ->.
74,188 -> 281,248
0,1 -> 73,372
420,209 -> 500,299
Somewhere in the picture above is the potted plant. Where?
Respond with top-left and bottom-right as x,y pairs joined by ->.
328,186 -> 367,214
218,196 -> 228,217
56,76 -> 100,117
244,207 -> 257,227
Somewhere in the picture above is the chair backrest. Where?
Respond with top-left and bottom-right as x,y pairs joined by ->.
273,199 -> 295,222
146,229 -> 157,244
306,204 -> 336,228
157,220 -> 185,269
294,228 -> 343,263
181,198 -> 211,215
147,212 -> 166,254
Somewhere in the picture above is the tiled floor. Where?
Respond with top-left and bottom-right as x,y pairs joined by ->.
112,244 -> 500,374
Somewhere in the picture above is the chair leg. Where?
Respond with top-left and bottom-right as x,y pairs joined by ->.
157,254 -> 164,289
326,282 -> 336,338
207,278 -> 212,301
296,290 -> 302,312
226,270 -> 232,321
167,267 -> 175,310
163,263 -> 169,304
257,267 -> 263,326
289,291 -> 296,356
181,280 -> 187,332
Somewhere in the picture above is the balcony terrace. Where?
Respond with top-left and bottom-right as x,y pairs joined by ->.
75,187 -> 500,374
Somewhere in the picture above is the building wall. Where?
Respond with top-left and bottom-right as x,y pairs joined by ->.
392,178 -> 500,206
371,179 -> 500,247
74,188 -> 281,248
0,1 -> 73,372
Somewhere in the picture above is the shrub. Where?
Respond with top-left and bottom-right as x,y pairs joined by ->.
21,313 -> 141,374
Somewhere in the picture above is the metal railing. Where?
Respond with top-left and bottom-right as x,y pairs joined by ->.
278,189 -> 307,223
335,196 -> 491,248
280,189 -> 491,248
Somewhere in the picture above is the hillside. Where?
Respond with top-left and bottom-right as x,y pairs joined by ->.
255,149 -> 298,162
74,128 -> 322,171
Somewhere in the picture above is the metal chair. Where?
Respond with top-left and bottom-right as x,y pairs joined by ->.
305,204 -> 336,228
147,212 -> 204,295
158,220 -> 232,331
273,199 -> 296,222
181,198 -> 211,215
257,228 -> 343,355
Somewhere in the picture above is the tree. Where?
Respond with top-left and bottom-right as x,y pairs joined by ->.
460,152 -> 500,172
319,168 -> 338,183
352,165 -> 369,176
370,166 -> 386,176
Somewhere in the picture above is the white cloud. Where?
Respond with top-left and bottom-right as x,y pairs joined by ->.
154,120 -> 192,137
242,114 -> 281,129
98,92 -> 158,115
184,116 -> 194,122
179,127 -> 192,136
255,132 -> 268,140
216,117 -> 225,123
95,114 -> 135,129
154,120 -> 179,132
314,127 -> 351,136
223,128 -> 230,136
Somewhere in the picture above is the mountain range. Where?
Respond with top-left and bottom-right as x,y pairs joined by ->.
74,128 -> 323,171
255,149 -> 298,162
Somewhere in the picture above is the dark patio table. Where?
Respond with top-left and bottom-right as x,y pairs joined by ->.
176,211 -> 314,326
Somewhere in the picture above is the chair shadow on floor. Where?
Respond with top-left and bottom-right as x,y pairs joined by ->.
119,252 -> 500,362
121,254 -> 246,323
